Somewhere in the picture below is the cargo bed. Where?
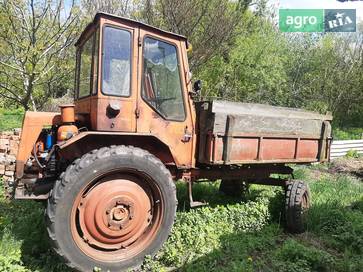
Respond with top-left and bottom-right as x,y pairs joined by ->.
196,101 -> 333,165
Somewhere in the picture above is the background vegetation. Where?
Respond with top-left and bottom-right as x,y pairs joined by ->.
0,1 -> 362,272
0,163 -> 362,271
0,0 -> 362,129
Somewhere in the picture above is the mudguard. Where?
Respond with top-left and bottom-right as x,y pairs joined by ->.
16,111 -> 61,178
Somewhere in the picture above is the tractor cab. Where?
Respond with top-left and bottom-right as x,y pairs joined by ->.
15,13 -> 197,181
74,13 -> 193,133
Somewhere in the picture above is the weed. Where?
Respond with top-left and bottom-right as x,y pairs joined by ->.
0,165 -> 362,272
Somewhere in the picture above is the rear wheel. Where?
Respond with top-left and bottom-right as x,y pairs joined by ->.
46,146 -> 177,272
285,180 -> 310,233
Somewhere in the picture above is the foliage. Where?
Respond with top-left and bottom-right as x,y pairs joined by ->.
0,108 -> 24,131
345,150 -> 360,159
333,127 -> 363,140
0,0 -> 362,125
198,11 -> 290,104
273,239 -> 335,272
1,165 -> 363,271
0,0 -> 80,110
81,0 -> 252,72
195,10 -> 363,126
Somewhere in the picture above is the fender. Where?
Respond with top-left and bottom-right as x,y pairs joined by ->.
57,131 -> 179,168
16,111 -> 61,178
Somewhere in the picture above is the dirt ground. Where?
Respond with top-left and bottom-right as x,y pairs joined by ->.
329,157 -> 363,178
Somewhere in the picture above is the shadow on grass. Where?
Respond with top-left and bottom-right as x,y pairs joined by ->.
175,181 -> 279,211
0,199 -> 71,272
4,181 -> 359,272
177,225 -> 281,272
176,200 -> 363,272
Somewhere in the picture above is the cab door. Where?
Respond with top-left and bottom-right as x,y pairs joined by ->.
136,28 -> 195,168
95,19 -> 139,132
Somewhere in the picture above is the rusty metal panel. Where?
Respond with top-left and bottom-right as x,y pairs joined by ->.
210,100 -> 333,121
16,111 -> 61,178
213,114 -> 324,138
297,140 -> 319,159
196,100 -> 332,165
261,139 -> 296,160
135,29 -> 195,168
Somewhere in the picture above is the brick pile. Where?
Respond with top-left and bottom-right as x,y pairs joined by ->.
0,129 -> 21,187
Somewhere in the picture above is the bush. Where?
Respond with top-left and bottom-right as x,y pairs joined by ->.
333,127 -> 363,140
345,150 -> 360,159
159,197 -> 270,266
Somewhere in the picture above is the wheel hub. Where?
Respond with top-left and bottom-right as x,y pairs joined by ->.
77,178 -> 153,250
111,205 -> 128,221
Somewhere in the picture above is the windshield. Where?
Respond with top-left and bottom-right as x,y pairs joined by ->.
142,37 -> 185,121
101,26 -> 131,96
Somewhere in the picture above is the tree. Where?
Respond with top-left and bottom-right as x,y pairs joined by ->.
197,11 -> 290,104
81,0 -> 136,19
142,0 -> 252,71
81,0 -> 252,71
284,30 -> 363,126
0,0 -> 80,110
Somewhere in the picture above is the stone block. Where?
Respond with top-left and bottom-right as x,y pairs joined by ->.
6,155 -> 16,163
6,164 -> 15,171
5,170 -> 14,176
9,148 -> 18,156
13,128 -> 21,136
11,135 -> 20,141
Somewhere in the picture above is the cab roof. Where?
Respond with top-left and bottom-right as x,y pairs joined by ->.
75,12 -> 188,46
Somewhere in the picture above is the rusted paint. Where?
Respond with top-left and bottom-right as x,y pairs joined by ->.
59,104 -> 75,123
134,28 -> 195,168
196,100 -> 332,165
16,12 -> 333,182
16,111 -> 61,178
208,136 -> 320,164
71,173 -> 163,261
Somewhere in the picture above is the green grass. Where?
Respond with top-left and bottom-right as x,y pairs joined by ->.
0,165 -> 362,272
0,108 -> 24,131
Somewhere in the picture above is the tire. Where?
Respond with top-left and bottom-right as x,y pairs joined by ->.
285,180 -> 310,233
219,179 -> 249,197
46,145 -> 177,272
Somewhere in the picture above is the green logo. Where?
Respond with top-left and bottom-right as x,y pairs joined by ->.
279,9 -> 324,32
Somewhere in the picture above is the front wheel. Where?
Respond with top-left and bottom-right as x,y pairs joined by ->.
46,146 -> 177,272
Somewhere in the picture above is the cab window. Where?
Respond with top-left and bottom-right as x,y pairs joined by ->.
142,37 -> 186,121
78,32 -> 95,98
102,27 -> 131,96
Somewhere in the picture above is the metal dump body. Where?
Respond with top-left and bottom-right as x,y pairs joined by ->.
196,101 -> 333,165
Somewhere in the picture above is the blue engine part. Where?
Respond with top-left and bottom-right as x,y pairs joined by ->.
45,133 -> 54,150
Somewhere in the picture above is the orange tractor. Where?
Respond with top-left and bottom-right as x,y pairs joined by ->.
11,13 -> 332,272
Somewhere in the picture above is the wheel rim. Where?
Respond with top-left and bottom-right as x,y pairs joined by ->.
301,192 -> 310,211
301,191 -> 310,224
71,172 -> 163,262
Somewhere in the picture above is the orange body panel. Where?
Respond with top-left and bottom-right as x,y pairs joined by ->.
72,16 -> 195,168
135,29 -> 195,168
210,136 -> 320,164
16,111 -> 61,178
